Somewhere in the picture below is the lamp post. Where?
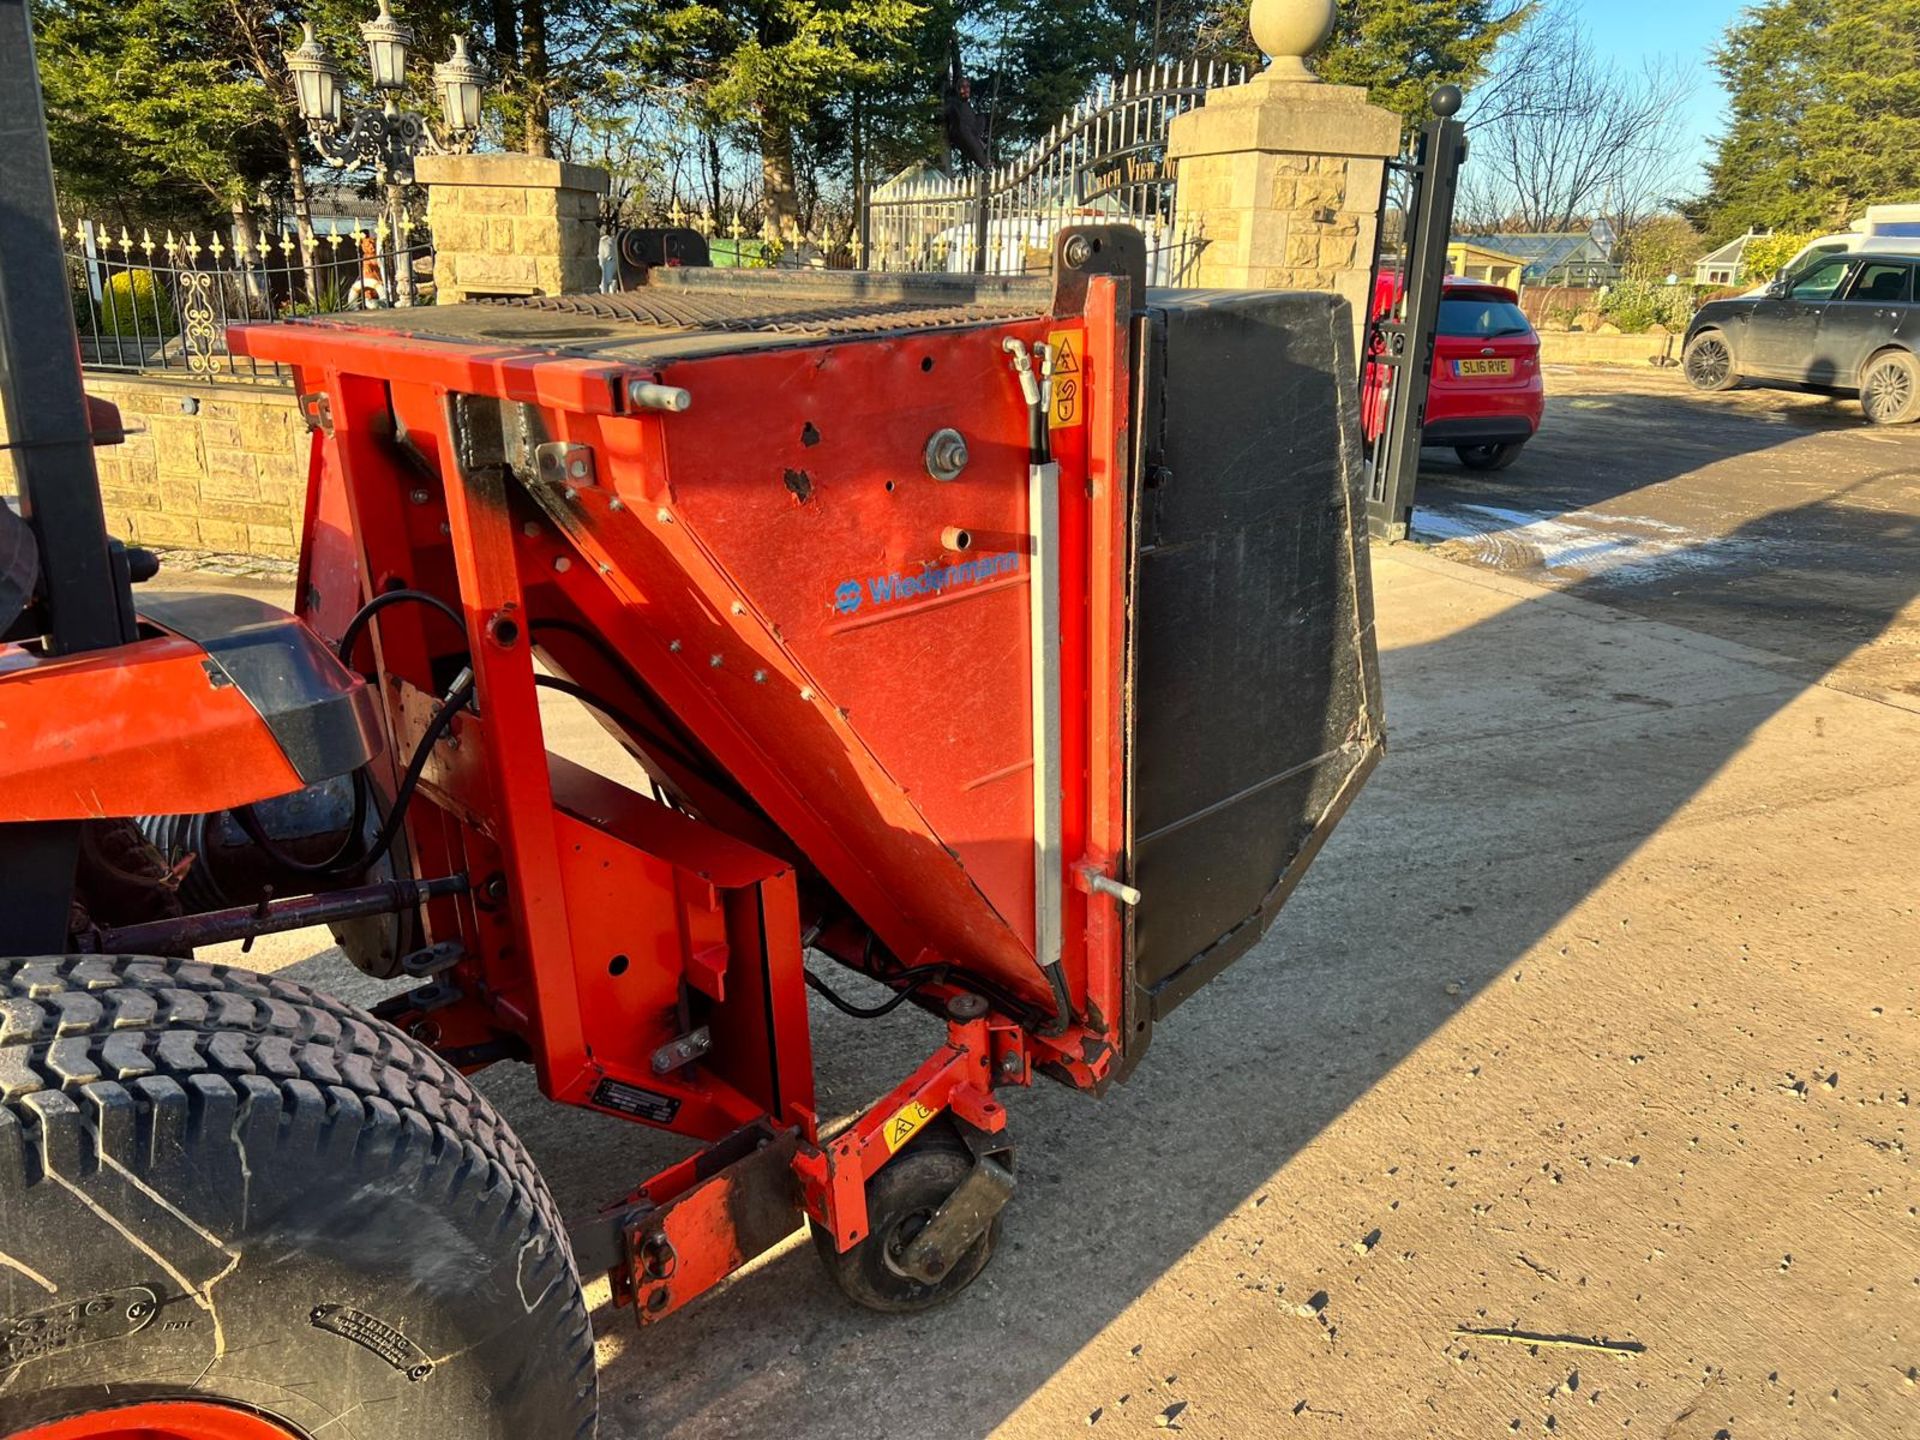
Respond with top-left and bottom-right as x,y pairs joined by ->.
286,3 -> 485,304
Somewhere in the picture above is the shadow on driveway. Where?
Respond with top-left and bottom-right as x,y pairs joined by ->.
267,398 -> 1920,1437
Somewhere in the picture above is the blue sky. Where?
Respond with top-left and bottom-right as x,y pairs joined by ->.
1574,0 -> 1747,193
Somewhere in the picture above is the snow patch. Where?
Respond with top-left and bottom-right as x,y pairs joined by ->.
1413,502 -> 1769,579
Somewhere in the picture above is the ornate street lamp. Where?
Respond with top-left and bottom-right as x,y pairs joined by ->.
360,0 -> 412,91
287,8 -> 482,185
434,36 -> 487,139
287,4 -> 485,303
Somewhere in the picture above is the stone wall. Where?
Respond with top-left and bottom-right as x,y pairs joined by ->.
0,376 -> 308,562
1537,331 -> 1681,368
416,153 -> 607,302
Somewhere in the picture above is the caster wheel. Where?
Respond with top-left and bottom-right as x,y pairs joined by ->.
810,1121 -> 1002,1313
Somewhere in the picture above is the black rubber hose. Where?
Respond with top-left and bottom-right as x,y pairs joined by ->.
228,768 -> 370,877
1034,961 -> 1075,1037
336,588 -> 467,669
804,963 -> 949,1020
529,619 -> 742,788
351,671 -> 475,875
231,671 -> 473,883
532,673 -> 733,784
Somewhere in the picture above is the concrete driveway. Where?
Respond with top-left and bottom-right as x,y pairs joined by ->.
162,368 -> 1920,1437
1413,364 -> 1920,708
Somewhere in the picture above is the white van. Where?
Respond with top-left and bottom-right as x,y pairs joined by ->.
1747,205 -> 1920,293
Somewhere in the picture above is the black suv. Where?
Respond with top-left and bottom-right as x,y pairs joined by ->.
1683,253 -> 1920,423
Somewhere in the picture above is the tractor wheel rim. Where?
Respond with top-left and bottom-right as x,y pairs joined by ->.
1868,365 -> 1910,420
12,1400 -> 306,1440
1689,341 -> 1728,386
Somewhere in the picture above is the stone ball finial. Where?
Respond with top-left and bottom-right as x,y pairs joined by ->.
1251,0 -> 1337,82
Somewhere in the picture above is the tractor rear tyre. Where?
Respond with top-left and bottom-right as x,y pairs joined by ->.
0,956 -> 595,1440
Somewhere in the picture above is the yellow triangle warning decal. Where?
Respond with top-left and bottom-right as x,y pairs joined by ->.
1049,332 -> 1080,374
882,1099 -> 937,1154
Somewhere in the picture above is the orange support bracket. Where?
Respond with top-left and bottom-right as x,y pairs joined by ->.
793,996 -> 1016,1253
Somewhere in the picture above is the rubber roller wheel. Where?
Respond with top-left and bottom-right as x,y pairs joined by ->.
809,1118 -> 1001,1313
0,956 -> 595,1439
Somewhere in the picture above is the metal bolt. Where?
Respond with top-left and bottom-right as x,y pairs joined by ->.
552,555 -> 571,573
409,487 -> 431,505
730,600 -> 746,616
799,686 -> 814,701
669,639 -> 682,652
564,487 -> 579,503
655,507 -> 673,524
753,669 -> 767,683
640,1233 -> 678,1279
924,428 -> 969,482
709,653 -> 723,668
608,497 -> 625,513
1063,234 -> 1094,268
521,520 -> 541,537
999,1052 -> 1022,1076
568,457 -> 590,478
628,379 -> 692,413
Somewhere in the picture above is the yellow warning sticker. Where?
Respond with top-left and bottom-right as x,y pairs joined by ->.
882,1099 -> 938,1154
1047,330 -> 1084,430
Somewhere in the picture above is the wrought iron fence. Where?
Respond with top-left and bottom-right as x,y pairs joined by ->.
62,218 -> 434,381
863,59 -> 1246,282
619,207 -> 865,272
704,232 -> 863,270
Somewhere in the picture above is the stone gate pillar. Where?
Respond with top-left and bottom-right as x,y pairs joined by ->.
1167,0 -> 1402,350
413,153 -> 608,303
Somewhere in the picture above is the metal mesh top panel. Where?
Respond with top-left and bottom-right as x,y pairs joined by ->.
296,271 -> 1051,364
478,289 -> 1033,336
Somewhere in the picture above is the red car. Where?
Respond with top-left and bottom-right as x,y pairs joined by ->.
1364,274 -> 1546,470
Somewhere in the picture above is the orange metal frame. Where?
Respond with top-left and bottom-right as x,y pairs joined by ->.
222,274 -> 1134,1317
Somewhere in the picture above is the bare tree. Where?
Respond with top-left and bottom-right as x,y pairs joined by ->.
1460,7 -> 1696,239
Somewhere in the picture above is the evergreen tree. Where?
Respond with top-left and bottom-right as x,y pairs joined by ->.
1318,0 -> 1533,128
616,0 -> 928,238
34,0 -> 287,228
1701,0 -> 1920,241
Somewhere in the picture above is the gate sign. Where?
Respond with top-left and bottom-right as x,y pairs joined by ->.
1047,330 -> 1083,429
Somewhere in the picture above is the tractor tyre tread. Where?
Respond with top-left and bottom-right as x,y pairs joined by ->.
0,955 -> 595,1440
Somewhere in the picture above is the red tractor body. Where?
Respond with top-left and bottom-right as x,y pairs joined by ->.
0,16 -> 1382,1412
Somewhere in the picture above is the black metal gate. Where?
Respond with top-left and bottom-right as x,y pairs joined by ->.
1363,89 -> 1469,540
861,60 -> 1244,283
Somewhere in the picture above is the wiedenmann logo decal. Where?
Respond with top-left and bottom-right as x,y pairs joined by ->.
833,550 -> 1021,616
